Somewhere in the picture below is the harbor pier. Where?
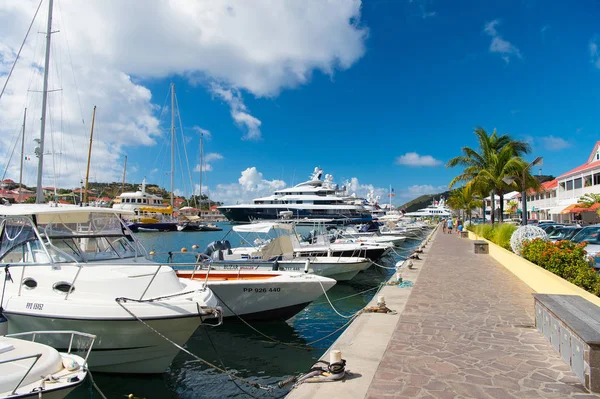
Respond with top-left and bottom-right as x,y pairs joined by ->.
288,227 -> 600,398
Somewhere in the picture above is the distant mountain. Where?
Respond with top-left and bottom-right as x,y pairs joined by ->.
399,191 -> 451,213
398,175 -> 555,212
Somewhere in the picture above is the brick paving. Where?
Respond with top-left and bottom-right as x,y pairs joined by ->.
366,228 -> 600,399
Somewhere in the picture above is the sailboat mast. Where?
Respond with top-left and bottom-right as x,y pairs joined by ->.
35,0 -> 54,203
170,83 -> 175,208
121,155 -> 127,193
83,106 -> 96,204
199,133 -> 203,212
18,108 -> 26,203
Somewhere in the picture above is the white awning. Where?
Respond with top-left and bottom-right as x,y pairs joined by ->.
547,205 -> 567,215
233,222 -> 293,234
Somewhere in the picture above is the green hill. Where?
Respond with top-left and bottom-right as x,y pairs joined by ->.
399,191 -> 451,212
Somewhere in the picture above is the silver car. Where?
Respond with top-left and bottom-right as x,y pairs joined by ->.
571,225 -> 600,269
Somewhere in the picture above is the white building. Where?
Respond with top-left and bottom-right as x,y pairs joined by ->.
520,142 -> 600,224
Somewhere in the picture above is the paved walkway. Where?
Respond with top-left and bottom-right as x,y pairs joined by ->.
367,228 -> 600,399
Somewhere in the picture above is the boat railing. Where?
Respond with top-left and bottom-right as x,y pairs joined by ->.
0,352 -> 43,396
3,330 -> 95,395
7,330 -> 96,364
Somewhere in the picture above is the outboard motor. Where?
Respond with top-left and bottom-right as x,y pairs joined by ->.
223,240 -> 233,255
205,241 -> 225,257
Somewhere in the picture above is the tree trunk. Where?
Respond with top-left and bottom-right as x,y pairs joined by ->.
499,192 -> 505,222
490,190 -> 496,224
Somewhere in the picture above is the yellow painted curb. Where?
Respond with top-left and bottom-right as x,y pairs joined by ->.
467,230 -> 600,307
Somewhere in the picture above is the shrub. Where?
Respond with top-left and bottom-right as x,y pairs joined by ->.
522,239 -> 600,296
493,224 -> 517,250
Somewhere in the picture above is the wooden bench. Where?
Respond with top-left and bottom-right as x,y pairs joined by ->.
473,240 -> 488,254
534,294 -> 600,392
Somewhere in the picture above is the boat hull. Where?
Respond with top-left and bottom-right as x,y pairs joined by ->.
200,259 -> 371,281
176,271 -> 336,320
4,313 -> 202,374
218,206 -> 372,225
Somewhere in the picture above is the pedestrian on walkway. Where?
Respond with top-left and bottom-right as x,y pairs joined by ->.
447,217 -> 453,234
456,218 -> 463,236
442,218 -> 447,233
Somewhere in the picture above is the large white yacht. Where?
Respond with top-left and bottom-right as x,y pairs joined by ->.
218,168 -> 373,224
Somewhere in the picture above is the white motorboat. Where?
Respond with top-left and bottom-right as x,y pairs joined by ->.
296,231 -> 393,260
217,167 -> 373,224
403,197 -> 452,218
0,331 -> 93,399
0,204 -> 221,374
184,223 -> 372,281
175,269 -> 336,320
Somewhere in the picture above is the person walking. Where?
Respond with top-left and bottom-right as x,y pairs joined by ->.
447,217 -> 453,234
442,218 -> 447,233
456,217 -> 463,236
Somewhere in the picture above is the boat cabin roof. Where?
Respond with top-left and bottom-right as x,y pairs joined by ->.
0,204 -> 134,222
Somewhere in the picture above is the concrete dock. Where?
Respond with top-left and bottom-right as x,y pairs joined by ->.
288,227 -> 600,398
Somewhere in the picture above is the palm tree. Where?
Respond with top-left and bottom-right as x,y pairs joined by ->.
447,127 -> 531,223
447,184 -> 482,222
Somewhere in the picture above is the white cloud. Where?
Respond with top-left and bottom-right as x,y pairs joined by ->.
395,152 -> 442,167
484,19 -> 522,63
210,167 -> 286,204
590,36 -> 600,68
0,0 -> 368,188
204,153 -> 223,162
210,84 -> 262,140
345,177 -> 387,201
540,135 -> 571,151
193,152 -> 223,172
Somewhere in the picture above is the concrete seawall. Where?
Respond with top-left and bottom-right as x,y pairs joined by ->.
287,226 -> 599,398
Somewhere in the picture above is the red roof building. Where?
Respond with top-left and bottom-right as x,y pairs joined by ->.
556,141 -> 600,205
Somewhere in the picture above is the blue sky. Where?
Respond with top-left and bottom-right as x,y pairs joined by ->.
1,0 -> 599,205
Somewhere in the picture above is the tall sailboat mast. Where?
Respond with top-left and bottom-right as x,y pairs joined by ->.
199,132 -> 203,212
170,83 -> 175,208
18,108 -> 26,203
121,155 -> 127,193
83,106 -> 96,204
35,0 -> 54,203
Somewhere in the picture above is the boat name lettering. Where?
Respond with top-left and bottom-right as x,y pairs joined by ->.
279,267 -> 301,271
243,288 -> 282,293
223,265 -> 239,270
25,302 -> 44,310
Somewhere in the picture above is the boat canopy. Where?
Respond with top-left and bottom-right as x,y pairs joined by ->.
0,204 -> 134,223
233,222 -> 293,234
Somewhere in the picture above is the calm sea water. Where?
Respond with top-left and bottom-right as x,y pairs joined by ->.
68,223 -> 423,399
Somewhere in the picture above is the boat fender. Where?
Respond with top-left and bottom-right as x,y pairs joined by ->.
304,259 -> 310,273
62,356 -> 80,371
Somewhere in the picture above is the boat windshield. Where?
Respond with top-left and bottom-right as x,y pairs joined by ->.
0,212 -> 144,264
37,212 -> 143,262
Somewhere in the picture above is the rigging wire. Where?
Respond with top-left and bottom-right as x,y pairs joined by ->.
175,93 -> 195,199
0,0 -> 44,103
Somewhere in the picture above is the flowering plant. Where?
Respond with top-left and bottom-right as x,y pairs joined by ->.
521,239 -> 600,296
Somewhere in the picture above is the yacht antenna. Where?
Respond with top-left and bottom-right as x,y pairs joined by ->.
36,0 -> 54,203
18,108 -> 26,203
83,105 -> 96,204
170,83 -> 175,209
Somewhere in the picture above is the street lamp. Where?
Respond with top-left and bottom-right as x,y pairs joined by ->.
502,156 -> 543,226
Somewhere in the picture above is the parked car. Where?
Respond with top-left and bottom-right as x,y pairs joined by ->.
571,225 -> 600,269
548,226 -> 582,242
542,224 -> 564,235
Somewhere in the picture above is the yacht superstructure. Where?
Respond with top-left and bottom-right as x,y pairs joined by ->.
218,168 -> 372,224
404,197 -> 452,217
